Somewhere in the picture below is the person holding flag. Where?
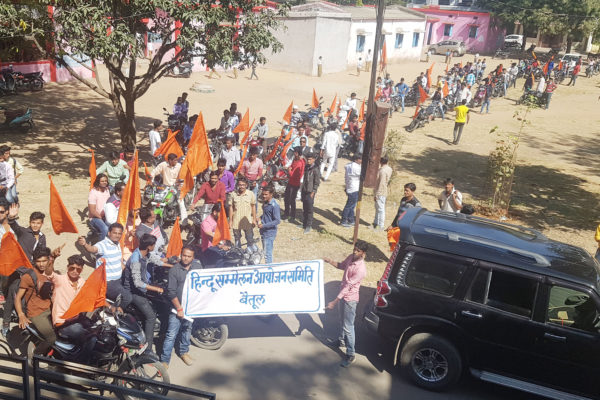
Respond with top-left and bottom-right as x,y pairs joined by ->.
77,223 -> 132,310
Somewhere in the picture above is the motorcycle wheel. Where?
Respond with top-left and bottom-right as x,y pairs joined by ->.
31,78 -> 44,91
405,119 -> 418,132
190,319 -> 228,350
115,359 -> 169,400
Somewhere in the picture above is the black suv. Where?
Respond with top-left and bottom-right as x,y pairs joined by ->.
364,208 -> 600,400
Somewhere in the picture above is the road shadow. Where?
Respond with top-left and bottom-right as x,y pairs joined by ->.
1,81 -> 158,179
399,147 -> 600,231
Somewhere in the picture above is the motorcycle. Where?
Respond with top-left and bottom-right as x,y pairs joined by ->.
260,161 -> 288,199
300,101 -> 325,129
17,306 -> 169,400
142,178 -> 180,228
470,85 -> 487,107
0,106 -> 34,133
405,103 -> 438,132
516,89 -> 547,107
0,69 -> 17,96
166,62 -> 193,78
1,66 -> 43,92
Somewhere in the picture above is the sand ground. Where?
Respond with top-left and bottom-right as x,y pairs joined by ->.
2,53 -> 599,287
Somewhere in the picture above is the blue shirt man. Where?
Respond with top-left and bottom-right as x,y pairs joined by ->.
395,80 -> 410,112
258,187 -> 281,264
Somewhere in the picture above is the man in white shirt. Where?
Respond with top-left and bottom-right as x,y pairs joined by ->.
340,155 -> 362,227
365,49 -> 372,72
319,124 -> 340,181
0,152 -> 16,204
536,75 -> 546,94
219,138 -> 241,171
250,117 -> 269,140
457,83 -> 472,105
149,120 -> 162,159
438,177 -> 463,213
509,63 -> 519,88
344,93 -> 358,114
151,153 -> 181,186
290,105 -> 303,126
104,182 -> 125,225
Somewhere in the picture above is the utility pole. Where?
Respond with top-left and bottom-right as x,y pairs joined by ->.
352,0 -> 386,244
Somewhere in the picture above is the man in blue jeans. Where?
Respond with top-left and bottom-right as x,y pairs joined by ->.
341,156 -> 362,227
325,240 -> 368,367
395,78 -> 409,112
258,185 -> 280,264
161,247 -> 200,368
479,78 -> 492,114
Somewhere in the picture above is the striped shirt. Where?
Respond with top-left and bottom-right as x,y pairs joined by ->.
231,190 -> 256,231
95,238 -> 123,281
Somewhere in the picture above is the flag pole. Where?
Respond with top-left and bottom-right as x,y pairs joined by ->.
352,0 -> 385,245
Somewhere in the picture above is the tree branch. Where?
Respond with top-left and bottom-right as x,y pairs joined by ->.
55,55 -> 110,99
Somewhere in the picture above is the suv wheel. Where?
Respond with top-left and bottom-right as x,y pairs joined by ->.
400,333 -> 462,391
452,50 -> 459,57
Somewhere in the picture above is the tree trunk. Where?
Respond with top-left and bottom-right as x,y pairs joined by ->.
566,36 -> 573,53
116,97 -> 137,149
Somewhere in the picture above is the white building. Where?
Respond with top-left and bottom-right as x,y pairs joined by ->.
267,2 -> 426,76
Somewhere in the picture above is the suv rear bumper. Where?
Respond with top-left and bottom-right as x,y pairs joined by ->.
363,305 -> 380,334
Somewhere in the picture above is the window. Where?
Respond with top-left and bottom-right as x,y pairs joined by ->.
412,32 -> 420,47
356,35 -> 365,52
443,24 -> 453,37
469,26 -> 478,38
395,33 -> 404,48
405,252 -> 468,296
467,269 -> 538,317
547,286 -> 600,333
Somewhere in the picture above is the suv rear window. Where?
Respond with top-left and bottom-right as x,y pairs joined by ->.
403,252 -> 468,296
467,269 -> 538,317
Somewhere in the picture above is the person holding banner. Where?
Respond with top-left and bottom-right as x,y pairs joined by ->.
324,240 -> 368,368
161,247 -> 199,368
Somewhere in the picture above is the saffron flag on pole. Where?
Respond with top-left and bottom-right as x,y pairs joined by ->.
324,94 -> 337,117
280,138 -> 295,163
0,232 -> 33,275
358,99 -> 365,122
380,41 -> 387,72
282,101 -> 293,124
117,150 -> 140,232
418,84 -> 428,105
264,136 -> 282,163
61,261 -> 107,321
179,112 -> 212,199
442,81 -> 449,97
240,119 -> 255,146
426,62 -> 435,89
88,149 -> 96,190
48,175 -> 79,235
213,200 -> 232,245
143,162 -> 152,184
166,217 -> 183,258
311,89 -> 319,109
233,108 -> 249,134
235,143 -> 250,176
154,129 -> 183,159
284,126 -> 294,142
445,63 -> 449,73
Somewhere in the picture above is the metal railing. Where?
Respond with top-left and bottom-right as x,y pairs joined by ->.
0,352 -> 29,400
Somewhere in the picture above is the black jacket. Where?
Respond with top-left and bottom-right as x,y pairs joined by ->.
167,260 -> 202,304
8,219 -> 46,261
301,163 -> 321,194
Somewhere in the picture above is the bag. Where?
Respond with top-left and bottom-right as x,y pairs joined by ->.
16,266 -> 53,301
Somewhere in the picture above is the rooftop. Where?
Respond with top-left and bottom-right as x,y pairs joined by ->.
288,2 -> 425,21
398,208 -> 600,291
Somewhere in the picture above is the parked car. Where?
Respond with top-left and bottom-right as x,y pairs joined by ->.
561,53 -> 583,66
428,40 -> 466,57
364,208 -> 600,400
503,34 -> 523,47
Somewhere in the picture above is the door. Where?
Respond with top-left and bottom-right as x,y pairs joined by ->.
529,282 -> 600,397
427,23 -> 434,45
457,264 -> 542,378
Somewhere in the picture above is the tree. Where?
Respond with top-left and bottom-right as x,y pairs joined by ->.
0,1 -> 288,148
535,0 -> 600,53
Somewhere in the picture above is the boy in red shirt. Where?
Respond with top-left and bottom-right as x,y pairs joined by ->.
282,148 -> 305,223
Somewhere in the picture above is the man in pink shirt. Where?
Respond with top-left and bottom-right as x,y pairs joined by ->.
51,255 -> 86,327
200,204 -> 219,252
324,240 -> 368,367
239,148 -> 263,211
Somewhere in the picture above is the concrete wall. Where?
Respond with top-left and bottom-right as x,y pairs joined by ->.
421,10 -> 504,53
347,20 -> 425,65
267,17 -> 317,74
313,17 -> 352,75
0,60 -> 92,83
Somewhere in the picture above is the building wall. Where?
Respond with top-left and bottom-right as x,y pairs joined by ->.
421,9 -> 503,53
0,59 -> 92,83
347,20 -> 426,65
313,17 -> 352,75
267,17 -> 318,74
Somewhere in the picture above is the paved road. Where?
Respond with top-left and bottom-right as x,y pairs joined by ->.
167,285 -> 543,400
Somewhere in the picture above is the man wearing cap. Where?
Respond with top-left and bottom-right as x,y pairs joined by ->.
291,105 -> 303,126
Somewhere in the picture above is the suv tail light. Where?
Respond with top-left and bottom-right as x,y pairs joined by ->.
375,239 -> 403,308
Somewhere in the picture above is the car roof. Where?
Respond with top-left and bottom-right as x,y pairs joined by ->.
397,208 -> 600,291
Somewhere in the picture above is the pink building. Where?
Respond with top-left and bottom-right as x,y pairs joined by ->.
415,7 -> 504,54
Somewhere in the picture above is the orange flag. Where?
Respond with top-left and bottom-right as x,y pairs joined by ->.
311,89 -> 319,109
282,101 -> 293,124
387,227 -> 400,252
179,112 -> 212,199
358,99 -> 365,122
418,85 -> 428,105
61,261 -> 107,321
445,63 -> 449,73
88,149 -> 96,190
0,232 -> 33,276
532,51 -> 537,60
166,217 -> 183,258
360,121 -> 366,141
117,150 -> 140,231
426,62 -> 435,89
240,119 -> 255,146
143,162 -> 151,184
233,108 -> 249,134
284,126 -> 294,142
459,61 -> 463,69
558,61 -> 563,71
374,88 -> 382,101
280,138 -> 295,162
380,41 -> 387,72
154,129 -> 183,159
48,175 -> 79,235
324,94 -> 337,117
264,136 -> 282,163
235,143 -> 250,176
341,111 -> 350,131
212,200 -> 232,245
442,81 -> 449,97
413,105 -> 421,120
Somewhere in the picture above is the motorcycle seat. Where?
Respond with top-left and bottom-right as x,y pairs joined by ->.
54,340 -> 76,351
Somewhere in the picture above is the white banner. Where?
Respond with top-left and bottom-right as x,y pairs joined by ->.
181,260 -> 324,317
